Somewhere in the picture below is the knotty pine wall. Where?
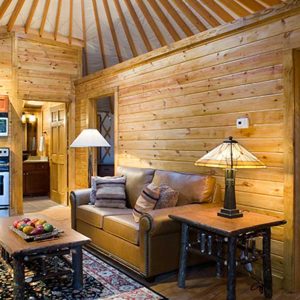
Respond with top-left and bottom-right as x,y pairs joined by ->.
0,30 -> 82,214
75,6 -> 300,290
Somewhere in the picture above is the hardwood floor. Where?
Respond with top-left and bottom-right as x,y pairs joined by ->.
21,204 -> 300,300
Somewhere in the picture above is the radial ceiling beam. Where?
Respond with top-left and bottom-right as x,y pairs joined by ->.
172,0 -> 207,32
103,0 -> 123,62
0,0 -> 13,21
235,0 -> 265,12
113,0 -> 138,57
81,0 -> 88,73
148,0 -> 180,42
124,0 -> 152,52
218,0 -> 250,17
7,0 -> 25,32
186,0 -> 220,27
92,0 -> 107,68
54,0 -> 62,40
200,0 -> 234,23
69,0 -> 73,44
25,0 -> 39,34
159,0 -> 193,37
136,0 -> 167,46
39,0 -> 50,37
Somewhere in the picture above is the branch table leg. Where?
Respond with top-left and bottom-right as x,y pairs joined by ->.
227,237 -> 237,300
263,228 -> 272,298
178,223 -> 189,288
72,245 -> 83,290
13,256 -> 25,300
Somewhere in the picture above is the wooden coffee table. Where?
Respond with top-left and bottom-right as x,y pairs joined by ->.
0,215 -> 90,300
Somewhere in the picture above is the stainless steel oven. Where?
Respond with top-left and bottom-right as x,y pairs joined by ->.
0,148 -> 9,217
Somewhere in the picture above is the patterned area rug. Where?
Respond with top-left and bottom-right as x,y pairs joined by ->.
0,250 -> 165,300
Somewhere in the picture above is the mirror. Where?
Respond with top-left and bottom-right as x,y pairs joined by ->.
22,114 -> 38,156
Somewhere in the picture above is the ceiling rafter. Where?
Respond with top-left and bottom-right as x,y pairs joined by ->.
103,0 -> 123,62
25,0 -> 39,34
172,0 -> 207,32
159,0 -> 193,37
185,0 -> 220,27
7,0 -> 25,32
81,0 -> 88,74
235,0 -> 266,12
124,0 -> 152,52
113,0 -> 138,57
39,0 -> 50,37
69,0 -> 73,45
92,0 -> 107,68
0,0 -> 13,21
54,0 -> 62,40
218,0 -> 250,17
136,0 -> 167,47
200,0 -> 234,23
148,0 -> 180,42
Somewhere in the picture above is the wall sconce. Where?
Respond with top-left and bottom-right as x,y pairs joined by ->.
21,113 -> 26,124
28,114 -> 36,123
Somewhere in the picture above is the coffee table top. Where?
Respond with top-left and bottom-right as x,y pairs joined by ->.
169,206 -> 286,236
0,215 -> 90,256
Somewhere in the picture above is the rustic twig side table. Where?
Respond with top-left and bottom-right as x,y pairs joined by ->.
169,206 -> 286,300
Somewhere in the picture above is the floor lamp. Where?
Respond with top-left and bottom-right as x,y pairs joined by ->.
195,136 -> 265,218
70,129 -> 110,187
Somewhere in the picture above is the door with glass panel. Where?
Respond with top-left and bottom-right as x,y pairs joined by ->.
50,104 -> 67,205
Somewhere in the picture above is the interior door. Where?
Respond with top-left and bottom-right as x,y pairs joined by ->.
50,104 -> 67,205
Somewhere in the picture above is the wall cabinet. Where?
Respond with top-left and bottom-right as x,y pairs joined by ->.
23,162 -> 50,196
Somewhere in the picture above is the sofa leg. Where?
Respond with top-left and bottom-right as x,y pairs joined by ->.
145,276 -> 156,283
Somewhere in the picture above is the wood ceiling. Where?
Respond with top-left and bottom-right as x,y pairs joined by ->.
0,0 -> 285,74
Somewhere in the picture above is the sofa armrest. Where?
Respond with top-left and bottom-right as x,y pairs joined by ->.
140,204 -> 200,237
70,188 -> 91,229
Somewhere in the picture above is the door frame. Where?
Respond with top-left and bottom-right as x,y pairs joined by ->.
88,87 -> 119,177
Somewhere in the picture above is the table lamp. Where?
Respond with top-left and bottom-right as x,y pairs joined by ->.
195,136 -> 265,218
70,129 -> 110,187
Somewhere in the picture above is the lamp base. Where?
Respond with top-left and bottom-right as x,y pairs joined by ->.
217,208 -> 243,219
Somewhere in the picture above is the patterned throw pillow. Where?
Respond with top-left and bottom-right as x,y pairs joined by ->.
133,183 -> 160,222
94,176 -> 127,208
155,185 -> 179,209
90,176 -> 99,204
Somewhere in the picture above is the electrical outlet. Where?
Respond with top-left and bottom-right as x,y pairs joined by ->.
236,117 -> 249,129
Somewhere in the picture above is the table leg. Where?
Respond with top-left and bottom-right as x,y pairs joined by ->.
178,223 -> 189,288
227,237 -> 237,300
12,257 -> 25,300
216,237 -> 223,278
263,228 -> 272,298
72,245 -> 83,290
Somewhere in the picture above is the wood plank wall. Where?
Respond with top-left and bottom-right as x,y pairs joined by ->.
0,31 -> 82,214
74,7 -> 300,290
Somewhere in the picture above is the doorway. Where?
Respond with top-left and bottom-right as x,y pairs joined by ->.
22,101 -> 69,213
96,96 -> 115,176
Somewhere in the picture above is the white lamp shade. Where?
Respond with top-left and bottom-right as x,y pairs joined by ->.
70,129 -> 110,148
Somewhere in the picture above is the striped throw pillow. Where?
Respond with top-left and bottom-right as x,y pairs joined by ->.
94,176 -> 127,208
133,183 -> 160,222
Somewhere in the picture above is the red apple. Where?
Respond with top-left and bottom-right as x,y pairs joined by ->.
26,221 -> 35,227
13,220 -> 20,228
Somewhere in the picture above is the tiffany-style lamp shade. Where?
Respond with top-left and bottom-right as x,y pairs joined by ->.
195,136 -> 265,218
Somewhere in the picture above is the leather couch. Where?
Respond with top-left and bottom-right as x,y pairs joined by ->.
70,166 -> 221,278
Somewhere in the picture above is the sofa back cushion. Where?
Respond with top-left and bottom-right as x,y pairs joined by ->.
151,170 -> 216,206
116,166 -> 155,208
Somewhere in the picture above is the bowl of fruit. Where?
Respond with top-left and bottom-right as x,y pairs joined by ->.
10,218 -> 62,241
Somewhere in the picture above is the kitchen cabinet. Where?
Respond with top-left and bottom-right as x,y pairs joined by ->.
23,162 -> 50,196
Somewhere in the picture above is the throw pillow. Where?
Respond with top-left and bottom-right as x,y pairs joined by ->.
90,176 -> 99,205
155,185 -> 179,209
133,183 -> 160,222
94,176 -> 127,208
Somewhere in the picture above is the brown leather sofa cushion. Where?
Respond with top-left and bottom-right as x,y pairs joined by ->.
76,205 -> 132,229
152,170 -> 216,206
116,166 -> 155,208
103,214 -> 140,245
